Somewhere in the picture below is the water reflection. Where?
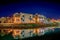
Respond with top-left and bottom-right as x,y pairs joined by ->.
0,26 -> 60,40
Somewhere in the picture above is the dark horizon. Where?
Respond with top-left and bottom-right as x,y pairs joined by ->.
0,0 -> 60,19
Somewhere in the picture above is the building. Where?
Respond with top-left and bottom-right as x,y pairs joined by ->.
13,12 -> 47,24
0,17 -> 6,23
13,12 -> 35,24
50,19 -> 57,23
0,12 -> 50,25
12,28 -> 45,39
0,12 -> 58,39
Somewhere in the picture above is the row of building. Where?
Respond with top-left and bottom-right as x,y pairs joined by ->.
0,12 -> 60,39
0,12 -> 50,24
1,27 -> 54,39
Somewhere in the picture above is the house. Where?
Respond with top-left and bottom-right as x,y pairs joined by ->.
13,12 -> 35,24
0,12 -> 48,24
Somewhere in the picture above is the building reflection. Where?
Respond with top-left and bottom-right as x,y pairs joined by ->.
0,12 -> 59,39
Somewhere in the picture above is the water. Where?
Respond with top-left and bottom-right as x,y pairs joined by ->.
0,26 -> 60,40
44,27 -> 60,35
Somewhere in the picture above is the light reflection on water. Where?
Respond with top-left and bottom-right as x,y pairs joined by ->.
44,27 -> 60,34
0,26 -> 60,39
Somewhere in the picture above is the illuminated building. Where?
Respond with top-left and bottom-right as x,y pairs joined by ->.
12,28 -> 45,39
0,12 -> 49,24
13,12 -> 35,24
13,12 -> 47,24
0,12 -> 54,39
0,17 -> 6,23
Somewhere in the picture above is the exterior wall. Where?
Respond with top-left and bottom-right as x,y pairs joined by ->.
0,28 -> 55,39
0,17 -> 6,23
37,28 -> 45,35
13,17 -> 21,24
50,19 -> 56,23
33,13 -> 47,23
12,29 -> 21,39
13,12 -> 35,24
12,29 -> 35,39
12,28 -> 45,39
20,13 -> 35,23
0,12 -> 47,24
0,17 -> 13,23
6,17 -> 13,23
13,13 -> 21,24
38,15 -> 46,23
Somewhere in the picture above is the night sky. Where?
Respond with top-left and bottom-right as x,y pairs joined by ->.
0,0 -> 60,19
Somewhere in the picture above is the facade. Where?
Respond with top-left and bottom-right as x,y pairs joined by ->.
0,12 -> 48,24
0,12 -> 59,39
13,12 -> 35,24
12,28 -> 45,39
13,12 -> 47,24
50,19 -> 60,24
0,17 -> 6,23
0,17 -> 13,23
1,12 -> 60,24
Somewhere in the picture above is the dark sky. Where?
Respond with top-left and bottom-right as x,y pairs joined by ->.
0,0 -> 60,19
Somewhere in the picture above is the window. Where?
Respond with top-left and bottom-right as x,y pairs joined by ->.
23,20 -> 24,21
21,31 -> 24,34
29,16 -> 32,20
30,16 -> 31,17
29,31 -> 33,36
22,15 -> 25,17
4,21 -> 6,23
0,21 -> 1,23
21,18 -> 24,21
22,34 -> 25,37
